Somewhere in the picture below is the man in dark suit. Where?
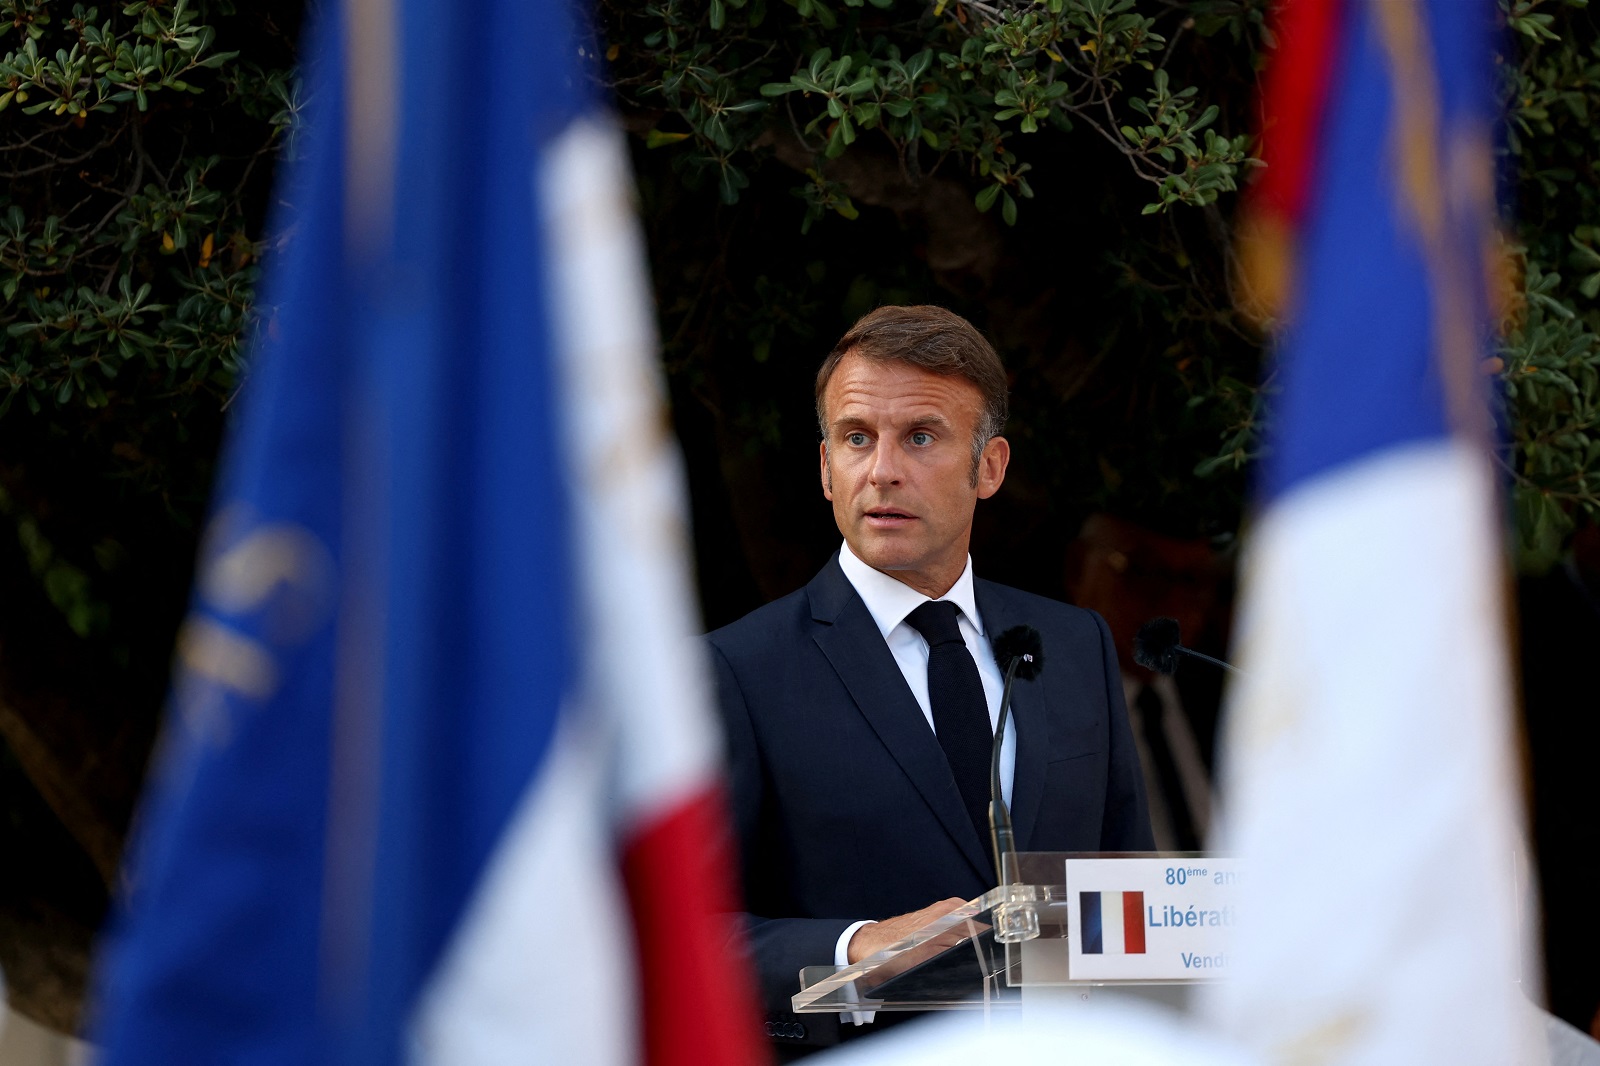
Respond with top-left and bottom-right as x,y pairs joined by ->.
707,306 -> 1153,1054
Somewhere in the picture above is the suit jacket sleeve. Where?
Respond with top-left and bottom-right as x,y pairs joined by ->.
708,639 -> 855,1017
1091,609 -> 1157,851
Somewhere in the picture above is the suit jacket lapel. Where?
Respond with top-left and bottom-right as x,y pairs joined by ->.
975,580 -> 1057,853
808,557 -> 993,883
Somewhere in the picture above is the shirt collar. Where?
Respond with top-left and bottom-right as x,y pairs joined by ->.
837,540 -> 985,641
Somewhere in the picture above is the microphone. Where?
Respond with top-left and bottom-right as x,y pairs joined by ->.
990,626 -> 1044,884
1133,617 -> 1245,677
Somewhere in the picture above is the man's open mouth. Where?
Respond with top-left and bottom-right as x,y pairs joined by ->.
865,510 -> 914,520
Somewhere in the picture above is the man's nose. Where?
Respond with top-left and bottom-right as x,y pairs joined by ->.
868,440 -> 904,485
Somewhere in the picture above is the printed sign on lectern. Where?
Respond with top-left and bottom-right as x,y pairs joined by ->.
1064,857 -> 1240,981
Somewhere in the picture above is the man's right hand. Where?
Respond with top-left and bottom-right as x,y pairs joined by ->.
846,898 -> 967,964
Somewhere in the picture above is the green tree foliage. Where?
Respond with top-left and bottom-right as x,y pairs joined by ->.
1,1 -> 300,422
0,0 -> 298,1028
1501,0 -> 1600,569
612,0 -> 1252,226
1,0 -> 296,651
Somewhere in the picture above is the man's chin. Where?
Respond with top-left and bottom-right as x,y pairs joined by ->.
846,536 -> 922,574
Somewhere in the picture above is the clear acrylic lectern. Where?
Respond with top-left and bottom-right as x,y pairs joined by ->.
792,852 -> 1217,1015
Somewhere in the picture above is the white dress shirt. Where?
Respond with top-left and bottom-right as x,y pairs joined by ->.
831,540 -> 1016,1022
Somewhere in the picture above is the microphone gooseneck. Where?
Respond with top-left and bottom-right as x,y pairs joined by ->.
989,656 -> 1021,881
990,626 -> 1044,883
1133,616 -> 1246,677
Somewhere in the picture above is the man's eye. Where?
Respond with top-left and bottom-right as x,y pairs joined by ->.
909,431 -> 933,446
845,432 -> 869,446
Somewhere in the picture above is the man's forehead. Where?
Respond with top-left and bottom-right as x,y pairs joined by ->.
824,355 -> 983,415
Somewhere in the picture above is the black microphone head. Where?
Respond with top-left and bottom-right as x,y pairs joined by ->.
993,625 -> 1045,680
1133,617 -> 1182,675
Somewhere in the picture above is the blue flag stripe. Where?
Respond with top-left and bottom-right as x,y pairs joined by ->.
1264,0 -> 1498,502
1082,891 -> 1104,955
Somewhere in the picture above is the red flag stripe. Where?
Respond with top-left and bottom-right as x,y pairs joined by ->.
1251,0 -> 1350,227
621,786 -> 768,1066
1123,891 -> 1146,955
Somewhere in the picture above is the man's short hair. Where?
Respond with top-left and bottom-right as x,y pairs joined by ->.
814,305 -> 1010,450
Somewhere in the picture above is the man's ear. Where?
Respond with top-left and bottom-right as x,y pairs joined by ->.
819,441 -> 833,500
976,436 -> 1010,499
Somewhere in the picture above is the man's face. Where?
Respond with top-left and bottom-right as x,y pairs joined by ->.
820,353 -> 1009,597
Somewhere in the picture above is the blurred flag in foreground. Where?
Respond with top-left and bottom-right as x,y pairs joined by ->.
1208,0 -> 1540,1062
90,2 -> 763,1064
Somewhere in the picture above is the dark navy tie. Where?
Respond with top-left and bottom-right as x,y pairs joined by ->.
905,600 -> 993,865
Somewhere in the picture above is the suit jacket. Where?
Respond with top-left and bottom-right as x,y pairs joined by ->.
706,555 -> 1153,1043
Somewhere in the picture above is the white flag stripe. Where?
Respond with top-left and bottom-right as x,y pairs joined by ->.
410,710 -> 634,1065
1103,892 -> 1126,955
538,118 -> 722,832
1201,442 -> 1541,1063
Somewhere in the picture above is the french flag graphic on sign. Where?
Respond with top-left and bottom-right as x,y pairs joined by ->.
1081,891 -> 1147,955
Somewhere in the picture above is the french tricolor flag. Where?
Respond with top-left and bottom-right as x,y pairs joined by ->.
1080,891 -> 1147,955
1200,0 -> 1538,1062
89,1 -> 764,1064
